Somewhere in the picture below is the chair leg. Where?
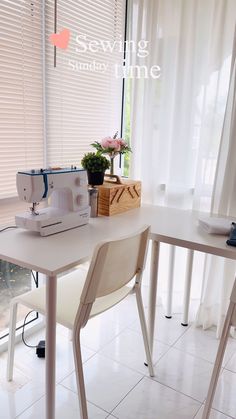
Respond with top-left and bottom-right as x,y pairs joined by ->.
7,301 -> 18,381
135,286 -> 154,377
202,302 -> 235,419
73,329 -> 88,419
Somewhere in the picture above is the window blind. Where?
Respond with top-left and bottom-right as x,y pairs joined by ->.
45,0 -> 126,167
0,0 -> 126,215
0,0 -> 44,199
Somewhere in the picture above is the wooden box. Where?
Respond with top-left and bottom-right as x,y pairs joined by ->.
98,176 -> 141,216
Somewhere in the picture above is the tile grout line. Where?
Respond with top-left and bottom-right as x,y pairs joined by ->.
15,394 -> 45,418
109,375 -> 146,417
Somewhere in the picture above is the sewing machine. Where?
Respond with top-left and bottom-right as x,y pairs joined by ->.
15,167 -> 90,236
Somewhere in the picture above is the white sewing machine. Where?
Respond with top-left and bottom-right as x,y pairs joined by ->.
15,167 -> 90,236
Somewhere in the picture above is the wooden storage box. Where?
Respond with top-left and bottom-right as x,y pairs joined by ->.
98,176 -> 141,216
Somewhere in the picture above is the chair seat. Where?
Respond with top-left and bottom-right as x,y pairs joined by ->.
15,267 -> 133,329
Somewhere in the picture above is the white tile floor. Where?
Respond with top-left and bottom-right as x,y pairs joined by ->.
1,287 -> 236,419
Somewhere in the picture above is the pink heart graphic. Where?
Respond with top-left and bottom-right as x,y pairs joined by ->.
49,29 -> 70,49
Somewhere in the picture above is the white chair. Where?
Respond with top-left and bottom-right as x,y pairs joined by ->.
202,278 -> 236,419
7,225 -> 154,419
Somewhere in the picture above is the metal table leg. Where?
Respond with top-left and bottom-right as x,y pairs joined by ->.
148,240 -> 160,354
46,274 -> 57,419
165,245 -> 175,319
181,250 -> 194,326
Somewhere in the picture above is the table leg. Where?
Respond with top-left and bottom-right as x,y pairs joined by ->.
165,245 -> 175,319
181,250 -> 194,326
46,274 -> 57,419
148,240 -> 160,355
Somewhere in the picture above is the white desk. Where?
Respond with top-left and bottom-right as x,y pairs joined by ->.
1,205 -> 236,419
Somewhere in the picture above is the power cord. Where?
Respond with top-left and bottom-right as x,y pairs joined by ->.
21,309 -> 45,357
20,272 -> 38,346
21,272 -> 39,346
21,272 -> 45,356
21,310 -> 37,348
12,271 -> 38,348
31,270 -> 39,287
0,225 -> 18,233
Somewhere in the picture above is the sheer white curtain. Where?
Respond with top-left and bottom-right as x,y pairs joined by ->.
129,0 -> 236,209
127,0 -> 236,321
196,29 -> 236,336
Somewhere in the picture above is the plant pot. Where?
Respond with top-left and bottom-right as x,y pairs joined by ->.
87,171 -> 105,186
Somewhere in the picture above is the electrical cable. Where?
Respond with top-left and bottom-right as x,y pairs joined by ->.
21,310 -> 38,348
0,226 -> 18,233
31,270 -> 39,287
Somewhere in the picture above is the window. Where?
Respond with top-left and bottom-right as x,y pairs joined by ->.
0,0 -> 126,339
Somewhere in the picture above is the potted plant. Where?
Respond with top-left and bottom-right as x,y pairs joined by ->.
81,152 -> 110,186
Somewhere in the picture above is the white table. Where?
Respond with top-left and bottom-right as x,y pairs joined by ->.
1,205 -> 236,419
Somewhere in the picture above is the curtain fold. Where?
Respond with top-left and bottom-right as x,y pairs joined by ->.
128,0 -> 236,327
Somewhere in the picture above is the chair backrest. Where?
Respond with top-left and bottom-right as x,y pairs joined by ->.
77,225 -> 150,325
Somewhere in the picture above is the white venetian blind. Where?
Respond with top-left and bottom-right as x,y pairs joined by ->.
0,0 -> 44,199
45,0 -> 126,167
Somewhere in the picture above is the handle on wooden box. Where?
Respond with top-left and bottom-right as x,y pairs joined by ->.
104,174 -> 123,184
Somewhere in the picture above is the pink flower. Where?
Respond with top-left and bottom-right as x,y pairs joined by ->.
118,138 -> 126,147
101,137 -> 120,151
100,137 -> 112,148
